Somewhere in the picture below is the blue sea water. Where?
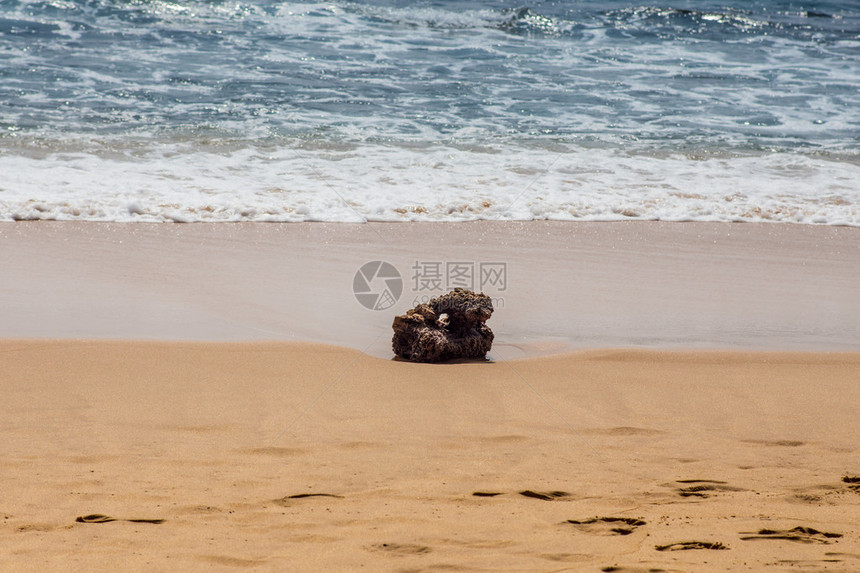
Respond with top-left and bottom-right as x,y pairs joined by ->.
0,0 -> 858,223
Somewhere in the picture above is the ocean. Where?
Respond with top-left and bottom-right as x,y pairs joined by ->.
1,0 -> 858,224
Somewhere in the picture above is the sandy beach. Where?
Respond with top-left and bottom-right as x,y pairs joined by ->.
1,221 -> 859,571
2,341 -> 859,572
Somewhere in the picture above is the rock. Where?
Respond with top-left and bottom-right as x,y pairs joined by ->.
392,288 -> 494,362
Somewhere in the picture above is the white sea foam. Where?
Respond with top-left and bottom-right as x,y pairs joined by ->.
1,141 -> 857,225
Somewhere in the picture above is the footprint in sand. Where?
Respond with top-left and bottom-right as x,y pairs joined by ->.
369,543 -> 431,555
741,439 -> 805,447
602,567 -> 686,573
564,517 -> 646,536
790,475 -> 860,504
75,514 -> 164,524
518,490 -> 571,501
273,493 -> 343,506
16,523 -> 56,533
674,479 -> 743,498
471,490 -> 572,501
788,485 -> 843,504
826,551 -> 860,562
740,526 -> 842,544
655,541 -> 729,551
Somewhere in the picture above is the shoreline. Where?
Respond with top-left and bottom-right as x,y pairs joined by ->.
2,220 -> 858,355
4,335 -> 860,361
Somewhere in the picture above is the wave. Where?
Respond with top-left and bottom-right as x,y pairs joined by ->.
2,0 -> 857,226
1,140 -> 857,225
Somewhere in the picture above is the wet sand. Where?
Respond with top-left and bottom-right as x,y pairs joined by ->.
1,221 -> 859,356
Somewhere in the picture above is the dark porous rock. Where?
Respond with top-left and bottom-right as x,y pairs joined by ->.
392,288 -> 494,363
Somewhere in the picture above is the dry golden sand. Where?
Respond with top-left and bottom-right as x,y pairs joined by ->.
1,340 -> 859,572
